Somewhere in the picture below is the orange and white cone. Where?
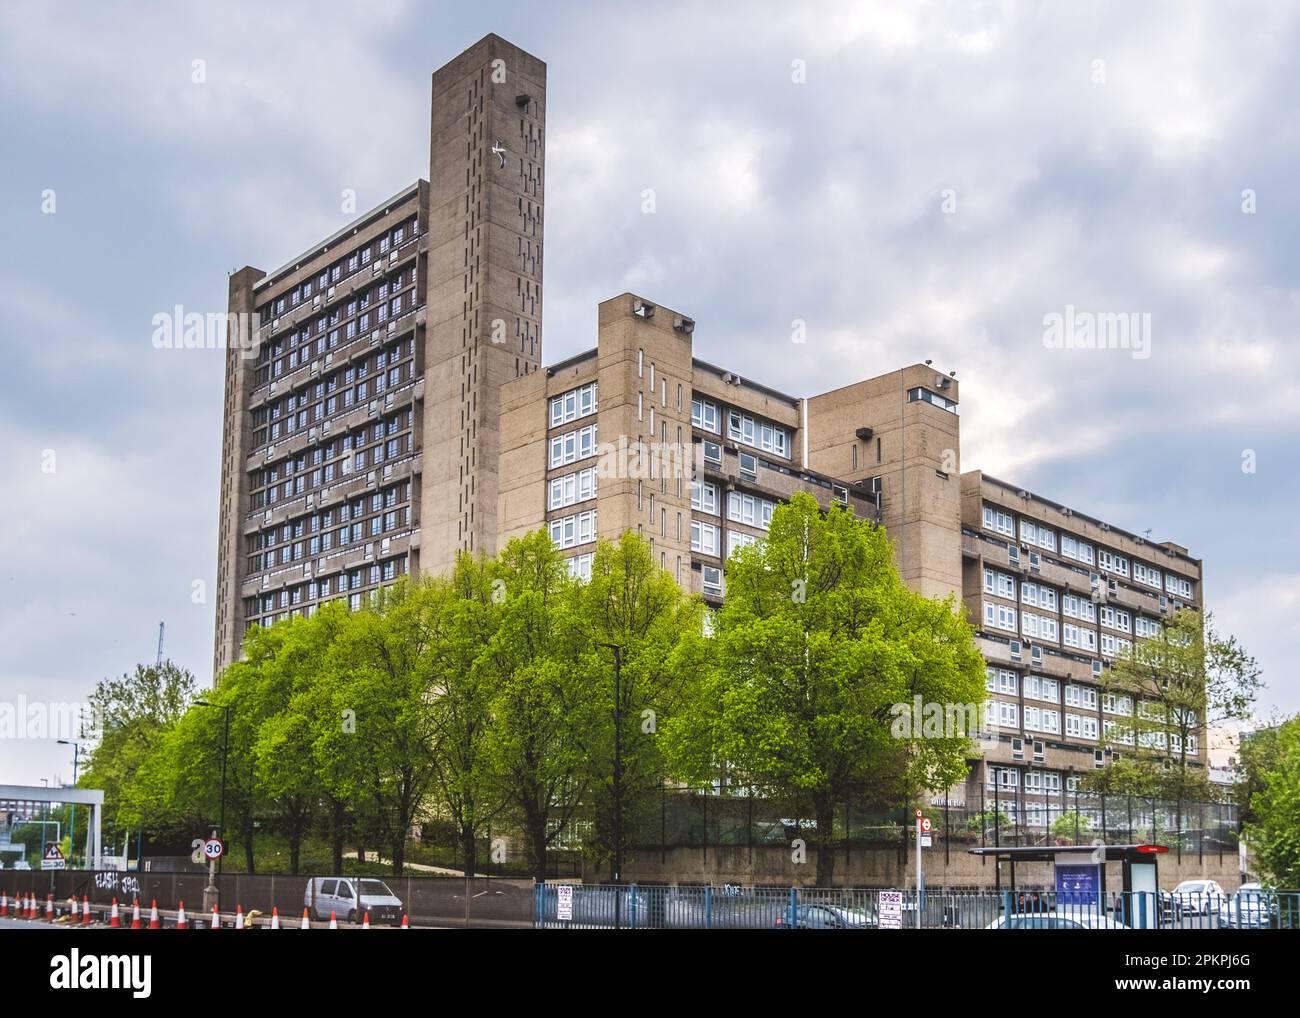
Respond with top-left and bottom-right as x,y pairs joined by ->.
109,898 -> 121,927
130,898 -> 142,930
22,893 -> 31,919
0,892 -> 8,917
148,900 -> 160,930
81,896 -> 91,925
362,911 -> 370,929
401,914 -> 409,929
210,906 -> 220,929
176,901 -> 188,929
270,907 -> 280,930
30,893 -> 39,920
234,905 -> 245,930
328,910 -> 338,930
45,895 -> 54,920
301,908 -> 310,930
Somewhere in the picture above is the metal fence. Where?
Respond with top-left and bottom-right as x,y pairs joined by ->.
0,870 -> 533,927
533,884 -> 1299,930
632,791 -> 1239,860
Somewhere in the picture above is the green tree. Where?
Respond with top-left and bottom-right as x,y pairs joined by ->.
1100,609 -> 1261,836
82,662 -> 197,831
481,531 -> 595,881
312,579 -> 440,876
1051,810 -> 1093,844
663,493 -> 985,886
1245,715 -> 1300,886
577,531 -> 707,879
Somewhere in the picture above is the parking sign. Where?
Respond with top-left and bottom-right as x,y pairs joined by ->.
556,884 -> 573,922
878,890 -> 903,929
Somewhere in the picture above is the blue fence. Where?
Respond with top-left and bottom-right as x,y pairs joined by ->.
534,884 -> 1300,930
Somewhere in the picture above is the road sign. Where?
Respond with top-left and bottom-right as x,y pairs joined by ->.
921,834 -> 933,848
878,890 -> 903,929
41,843 -> 65,871
202,837 -> 225,862
914,808 -> 923,818
920,817 -> 932,833
556,884 -> 574,922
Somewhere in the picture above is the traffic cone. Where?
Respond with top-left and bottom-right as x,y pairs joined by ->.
110,898 -> 121,928
362,910 -> 370,929
328,910 -> 338,930
211,906 -> 221,929
176,901 -> 188,929
81,896 -> 91,925
130,898 -> 142,930
301,908 -> 310,930
22,893 -> 31,919
270,907 -> 280,930
401,914 -> 409,929
148,900 -> 160,930
45,895 -> 54,920
30,893 -> 39,920
0,892 -> 8,917
234,905 -> 245,930
67,895 -> 77,919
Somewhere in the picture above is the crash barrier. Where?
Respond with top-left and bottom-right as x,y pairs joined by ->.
0,871 -> 534,927
533,883 -> 1300,930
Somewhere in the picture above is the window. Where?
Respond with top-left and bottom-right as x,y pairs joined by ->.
691,398 -> 719,433
1062,594 -> 1096,623
1020,520 -> 1057,552
549,382 -> 598,427
567,553 -> 594,582
1102,693 -> 1133,716
738,451 -> 758,480
727,410 -> 788,457
690,520 -> 720,556
1135,616 -> 1162,639
1133,562 -> 1162,589
1021,582 -> 1058,612
983,568 -> 1016,599
1100,632 -> 1132,659
983,602 -> 1018,633
1164,573 -> 1193,598
982,504 -> 1014,537
1100,606 -> 1131,633
702,440 -> 722,466
1024,675 -> 1059,703
727,530 -> 758,557
548,509 -> 598,550
985,667 -> 1018,695
1098,549 -> 1130,577
985,701 -> 1019,729
702,565 -> 723,596
691,480 -> 719,515
908,386 -> 957,412
1065,684 -> 1098,710
727,491 -> 776,530
548,466 -> 598,510
1022,612 -> 1058,642
549,424 -> 598,468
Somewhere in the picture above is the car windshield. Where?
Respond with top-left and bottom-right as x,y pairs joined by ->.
359,880 -> 393,896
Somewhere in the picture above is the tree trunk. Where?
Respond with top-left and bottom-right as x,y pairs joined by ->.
243,822 -> 256,874
460,825 -> 477,879
289,829 -> 301,875
392,836 -> 405,877
814,797 -> 836,887
330,801 -> 345,874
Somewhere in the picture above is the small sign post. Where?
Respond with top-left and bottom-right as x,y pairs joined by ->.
556,884 -> 573,923
878,890 -> 903,929
41,843 -> 65,871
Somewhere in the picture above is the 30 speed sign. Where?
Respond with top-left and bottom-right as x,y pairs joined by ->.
202,837 -> 225,861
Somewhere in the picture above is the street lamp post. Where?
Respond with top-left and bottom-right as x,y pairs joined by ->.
57,740 -> 80,867
596,642 -> 623,929
195,700 -> 232,913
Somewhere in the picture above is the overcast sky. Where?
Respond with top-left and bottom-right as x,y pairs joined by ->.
2,1 -> 1297,785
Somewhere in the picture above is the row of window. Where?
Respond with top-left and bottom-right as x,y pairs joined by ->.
549,424 -> 598,468
549,509 -> 597,550
548,466 -> 598,511
260,216 -> 417,321
549,382 -> 597,427
981,503 -> 1196,598
245,556 -> 409,625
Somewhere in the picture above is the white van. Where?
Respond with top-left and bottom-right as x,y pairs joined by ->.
304,877 -> 404,925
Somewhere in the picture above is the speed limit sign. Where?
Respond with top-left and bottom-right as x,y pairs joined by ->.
203,837 -> 225,861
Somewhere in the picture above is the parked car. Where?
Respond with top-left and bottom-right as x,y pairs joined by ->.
1220,883 -> 1274,929
304,877 -> 404,925
986,912 -> 1128,930
1172,879 -> 1226,916
774,904 -> 877,929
